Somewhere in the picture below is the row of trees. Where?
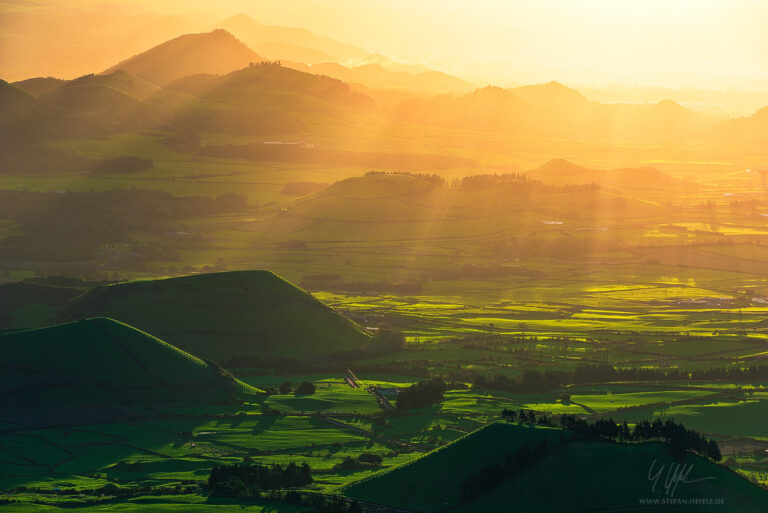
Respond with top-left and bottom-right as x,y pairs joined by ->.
475,364 -> 768,393
208,460 -> 311,496
558,415 -> 721,461
501,409 -> 721,461
500,409 -> 554,426
459,439 -> 549,503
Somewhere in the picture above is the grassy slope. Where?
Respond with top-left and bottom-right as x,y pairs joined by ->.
458,441 -> 768,513
345,422 -> 768,513
0,317 -> 263,412
343,422 -> 566,511
55,270 -> 371,362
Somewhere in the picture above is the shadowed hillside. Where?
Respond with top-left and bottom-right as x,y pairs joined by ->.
55,271 -> 372,364
0,318 -> 263,425
345,422 -> 768,513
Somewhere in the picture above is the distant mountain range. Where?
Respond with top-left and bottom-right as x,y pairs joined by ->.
1,26 -> 766,158
213,13 -> 369,62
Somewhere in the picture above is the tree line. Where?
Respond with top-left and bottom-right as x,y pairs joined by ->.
557,414 -> 722,461
501,409 -> 722,462
208,460 -> 311,497
474,364 -> 768,393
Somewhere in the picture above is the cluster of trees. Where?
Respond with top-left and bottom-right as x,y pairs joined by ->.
269,380 -> 316,395
395,378 -> 446,409
557,415 -> 721,461
334,453 -> 383,471
460,439 -> 549,502
500,409 -> 554,426
365,170 -> 447,185
208,460 -> 311,497
474,364 -> 768,394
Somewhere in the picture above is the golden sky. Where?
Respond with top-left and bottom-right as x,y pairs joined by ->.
4,0 -> 768,90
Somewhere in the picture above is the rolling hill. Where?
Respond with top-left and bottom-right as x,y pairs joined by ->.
54,270 -> 372,364
49,69 -> 162,101
345,422 -> 768,513
263,170 -> 659,244
0,281 -> 82,330
0,318 -> 263,425
10,77 -> 67,97
527,158 -> 692,193
37,77 -> 159,136
181,62 -> 374,111
162,62 -> 373,134
344,422 -> 566,511
104,29 -> 263,86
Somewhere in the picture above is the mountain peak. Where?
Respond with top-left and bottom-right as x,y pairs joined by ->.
104,30 -> 262,86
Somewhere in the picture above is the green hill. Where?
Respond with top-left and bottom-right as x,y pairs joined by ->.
344,422 -> 768,513
0,318 -> 263,423
344,422 -> 565,511
456,440 -> 768,513
0,281 -> 82,330
55,270 -> 372,364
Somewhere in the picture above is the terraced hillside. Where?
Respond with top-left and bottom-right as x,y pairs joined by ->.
55,271 -> 372,363
0,318 -> 263,425
345,422 -> 768,512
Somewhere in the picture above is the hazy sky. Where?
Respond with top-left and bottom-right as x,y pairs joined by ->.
6,0 -> 768,90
